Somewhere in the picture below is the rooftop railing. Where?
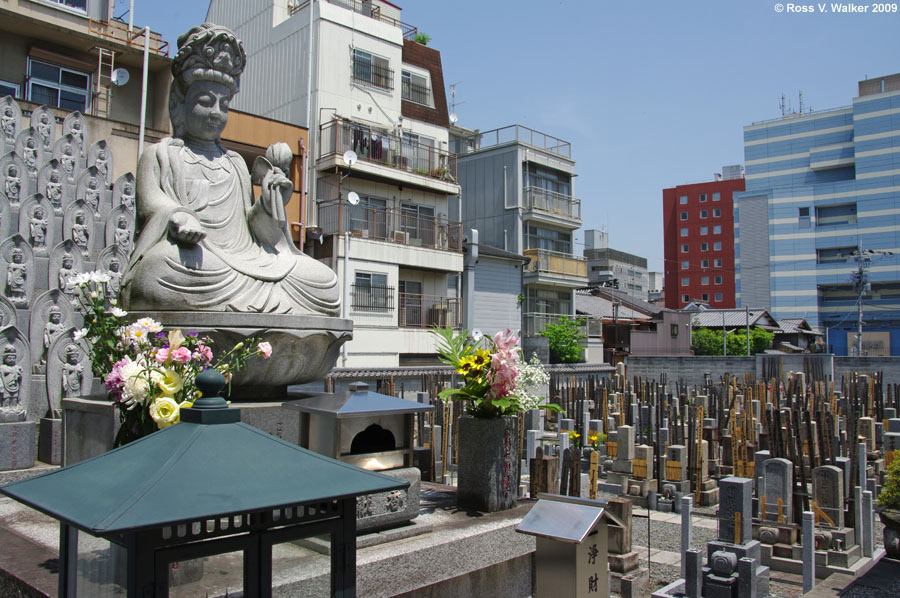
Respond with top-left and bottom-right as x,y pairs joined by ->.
522,313 -> 600,337
461,125 -> 571,159
523,186 -> 581,220
317,200 -> 463,252
319,118 -> 457,183
290,0 -> 417,40
523,248 -> 587,278
89,18 -> 169,55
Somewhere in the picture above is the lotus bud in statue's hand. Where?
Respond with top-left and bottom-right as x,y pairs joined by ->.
266,142 -> 292,174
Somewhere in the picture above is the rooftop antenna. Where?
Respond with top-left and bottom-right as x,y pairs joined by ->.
799,90 -> 804,114
448,82 -> 465,125
779,94 -> 787,117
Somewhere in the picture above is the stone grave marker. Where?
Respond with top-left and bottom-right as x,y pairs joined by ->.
812,465 -> 844,528
762,458 -> 792,523
718,477 -> 753,544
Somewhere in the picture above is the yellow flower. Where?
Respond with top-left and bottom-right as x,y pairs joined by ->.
157,368 -> 184,397
589,434 -> 599,444
168,329 -> 185,351
149,397 -> 180,429
179,400 -> 193,410
568,432 -> 580,440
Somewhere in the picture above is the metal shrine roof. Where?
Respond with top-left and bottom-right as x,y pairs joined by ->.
0,418 -> 407,536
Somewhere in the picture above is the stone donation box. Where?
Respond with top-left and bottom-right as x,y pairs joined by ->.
516,494 -> 615,598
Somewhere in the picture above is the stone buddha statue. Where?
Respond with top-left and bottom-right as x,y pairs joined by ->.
121,23 -> 340,316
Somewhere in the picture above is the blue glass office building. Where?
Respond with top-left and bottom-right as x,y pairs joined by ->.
735,74 -> 900,355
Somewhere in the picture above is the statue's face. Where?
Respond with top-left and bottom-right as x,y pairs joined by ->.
3,108 -> 11,118
124,183 -> 133,194
98,149 -> 106,159
184,82 -> 231,142
50,171 -> 60,183
62,256 -> 73,268
75,212 -> 84,224
50,312 -> 61,323
109,260 -> 120,272
88,178 -> 98,189
67,351 -> 79,364
34,207 -> 43,218
4,352 -> 15,365
11,251 -> 22,264
8,166 -> 16,177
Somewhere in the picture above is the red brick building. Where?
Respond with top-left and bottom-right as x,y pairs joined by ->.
663,176 -> 745,310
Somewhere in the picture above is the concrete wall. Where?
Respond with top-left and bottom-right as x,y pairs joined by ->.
625,356 -> 755,387
834,357 -> 900,387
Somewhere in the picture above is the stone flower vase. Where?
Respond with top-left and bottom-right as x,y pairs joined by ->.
880,509 -> 900,558
457,415 -> 518,512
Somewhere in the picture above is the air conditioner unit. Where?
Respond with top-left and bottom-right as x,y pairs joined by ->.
393,231 -> 409,244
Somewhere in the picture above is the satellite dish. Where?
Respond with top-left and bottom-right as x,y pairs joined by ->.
111,68 -> 130,87
342,150 -> 357,167
449,112 -> 458,124
347,191 -> 360,206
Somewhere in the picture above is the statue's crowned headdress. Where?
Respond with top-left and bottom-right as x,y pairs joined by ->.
171,23 -> 246,95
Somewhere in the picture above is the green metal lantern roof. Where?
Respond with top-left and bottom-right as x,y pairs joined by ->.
284,383 -> 434,419
0,418 -> 407,536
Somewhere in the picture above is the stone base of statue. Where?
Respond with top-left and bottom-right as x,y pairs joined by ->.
38,417 -> 61,465
0,420 -> 36,471
127,312 -> 352,399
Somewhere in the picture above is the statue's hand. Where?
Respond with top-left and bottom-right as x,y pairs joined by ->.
260,168 -> 293,213
168,212 -> 206,244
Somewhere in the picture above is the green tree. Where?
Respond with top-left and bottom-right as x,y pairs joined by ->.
692,327 -> 774,356
539,317 -> 585,363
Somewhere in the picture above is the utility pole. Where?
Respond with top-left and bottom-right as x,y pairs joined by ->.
848,242 -> 894,356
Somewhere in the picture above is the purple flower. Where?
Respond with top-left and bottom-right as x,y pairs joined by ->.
187,331 -> 199,337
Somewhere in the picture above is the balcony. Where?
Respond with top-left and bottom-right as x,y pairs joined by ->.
523,249 -> 588,286
523,186 -> 581,226
318,119 -> 459,193
459,125 -> 571,159
522,313 -> 600,337
399,293 -> 461,328
351,284 -> 394,312
290,0 -> 417,40
318,200 -> 463,252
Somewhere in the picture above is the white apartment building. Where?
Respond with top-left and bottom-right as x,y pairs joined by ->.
207,0 -> 463,367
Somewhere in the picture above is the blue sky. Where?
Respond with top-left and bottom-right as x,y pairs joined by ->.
129,0 -> 900,275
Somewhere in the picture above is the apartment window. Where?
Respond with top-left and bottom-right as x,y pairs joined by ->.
713,208 -> 721,217
671,324 -> 679,337
715,293 -> 723,302
0,80 -> 20,99
682,294 -> 690,302
714,275 -> 723,284
44,0 -> 86,11
701,276 -> 709,286
27,59 -> 91,112
352,272 -> 392,311
700,210 -> 708,219
712,192 -> 721,201
701,293 -> 710,301
679,195 -> 688,205
701,242 -> 708,251
700,226 -> 708,235
680,212 -> 688,220
401,70 -> 430,105
816,203 -> 857,226
714,258 -> 723,267
699,193 -> 707,203
527,225 -> 571,253
713,225 -> 722,234
525,165 -> 571,197
682,277 -> 690,286
681,261 -> 689,270
713,242 -> 722,251
681,243 -> 689,253
680,227 -> 688,237
816,246 -> 856,264
352,48 -> 393,90
799,207 -> 810,228
402,203 -> 436,244
701,259 -> 709,268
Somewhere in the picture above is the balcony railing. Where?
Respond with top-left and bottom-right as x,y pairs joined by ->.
351,284 -> 394,312
89,18 -> 169,55
399,293 -> 460,328
317,200 -> 463,252
523,249 -> 587,278
290,0 -> 417,40
460,125 -> 571,158
522,313 -> 600,337
319,119 -> 457,183
524,187 -> 581,220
